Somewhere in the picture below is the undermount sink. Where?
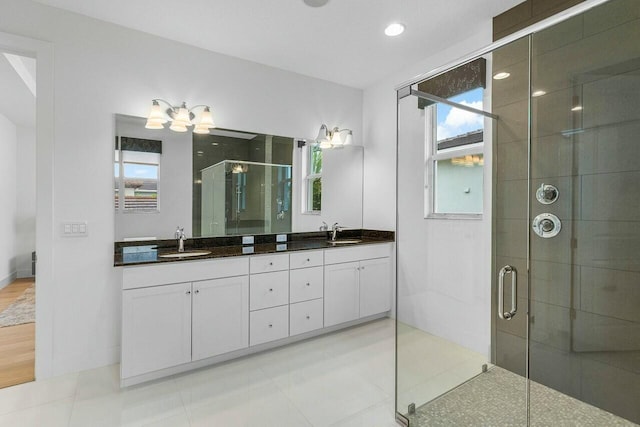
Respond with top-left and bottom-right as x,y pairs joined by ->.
327,239 -> 362,245
159,251 -> 212,259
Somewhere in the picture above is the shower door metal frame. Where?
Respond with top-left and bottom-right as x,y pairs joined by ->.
394,0 -> 616,425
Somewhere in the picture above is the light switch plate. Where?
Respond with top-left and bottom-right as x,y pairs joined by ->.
276,243 -> 287,251
242,246 -> 255,254
242,236 -> 254,245
61,221 -> 88,237
276,234 -> 287,243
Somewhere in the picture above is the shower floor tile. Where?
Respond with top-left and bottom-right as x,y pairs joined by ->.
405,366 -> 637,426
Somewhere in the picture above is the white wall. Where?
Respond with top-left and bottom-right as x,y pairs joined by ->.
0,0 -> 362,377
292,144 -> 364,233
15,125 -> 36,278
0,113 -> 17,287
362,28 -> 495,355
114,115 -> 192,241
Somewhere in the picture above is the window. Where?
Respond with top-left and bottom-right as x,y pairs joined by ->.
115,137 -> 161,213
425,87 -> 485,217
302,144 -> 322,213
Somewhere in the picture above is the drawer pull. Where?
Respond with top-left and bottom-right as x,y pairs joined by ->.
269,288 -> 273,292
306,316 -> 310,319
306,282 -> 310,286
186,290 -> 191,295
306,258 -> 310,262
269,262 -> 273,266
194,289 -> 199,294
268,324 -> 273,328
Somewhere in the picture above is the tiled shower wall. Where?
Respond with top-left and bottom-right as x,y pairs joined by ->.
493,0 -> 640,423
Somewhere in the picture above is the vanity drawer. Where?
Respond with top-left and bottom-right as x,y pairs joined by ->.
289,250 -> 323,270
250,254 -> 289,274
250,305 -> 289,346
250,271 -> 289,311
290,299 -> 323,337
289,266 -> 323,303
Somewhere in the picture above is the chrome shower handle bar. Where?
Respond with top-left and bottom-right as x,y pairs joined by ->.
498,265 -> 517,320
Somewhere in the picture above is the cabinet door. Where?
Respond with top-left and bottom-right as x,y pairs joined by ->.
324,262 -> 360,327
192,276 -> 249,361
359,257 -> 391,318
122,282 -> 192,378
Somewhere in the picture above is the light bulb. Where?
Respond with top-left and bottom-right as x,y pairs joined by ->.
198,106 -> 216,129
145,119 -> 164,130
330,130 -> 343,148
193,124 -> 210,134
319,139 -> 332,149
173,106 -> 192,126
169,122 -> 188,132
147,101 -> 167,124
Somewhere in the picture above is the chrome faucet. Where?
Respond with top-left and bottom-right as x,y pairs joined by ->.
175,226 -> 186,253
331,223 -> 343,241
319,221 -> 329,232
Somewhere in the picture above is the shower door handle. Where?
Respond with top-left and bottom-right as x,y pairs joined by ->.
498,265 -> 517,320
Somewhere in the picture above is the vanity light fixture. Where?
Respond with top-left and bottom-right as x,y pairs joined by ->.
315,124 -> 353,149
145,99 -> 216,134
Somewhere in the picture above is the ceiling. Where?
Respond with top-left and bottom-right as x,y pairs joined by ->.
0,53 -> 36,128
33,0 -> 522,89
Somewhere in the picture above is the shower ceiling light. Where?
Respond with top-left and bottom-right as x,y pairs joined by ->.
571,105 -> 583,111
532,90 -> 546,97
385,23 -> 405,37
145,99 -> 217,134
493,72 -> 510,80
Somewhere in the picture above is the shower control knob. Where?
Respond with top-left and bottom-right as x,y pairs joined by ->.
532,213 -> 561,238
536,183 -> 559,205
540,219 -> 555,232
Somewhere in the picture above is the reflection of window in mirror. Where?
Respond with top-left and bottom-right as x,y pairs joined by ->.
425,87 -> 485,218
302,144 -> 322,213
114,137 -> 161,213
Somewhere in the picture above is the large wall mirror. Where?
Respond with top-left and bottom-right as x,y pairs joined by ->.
114,114 -> 363,241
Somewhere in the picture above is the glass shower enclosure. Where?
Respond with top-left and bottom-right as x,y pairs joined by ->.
396,0 -> 640,425
200,160 -> 292,236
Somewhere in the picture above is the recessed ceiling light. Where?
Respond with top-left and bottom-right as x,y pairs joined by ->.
571,105 -> 583,112
532,90 -> 546,97
385,23 -> 405,37
493,72 -> 510,80
211,142 -> 219,146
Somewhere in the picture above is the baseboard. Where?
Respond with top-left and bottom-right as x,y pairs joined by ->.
16,270 -> 34,279
0,271 -> 18,290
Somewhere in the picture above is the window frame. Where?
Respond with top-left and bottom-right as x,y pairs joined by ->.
424,102 -> 485,220
301,143 -> 322,214
114,139 -> 161,214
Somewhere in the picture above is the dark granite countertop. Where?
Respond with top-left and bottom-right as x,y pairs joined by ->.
114,229 -> 394,267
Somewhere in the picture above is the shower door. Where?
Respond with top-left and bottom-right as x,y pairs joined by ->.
525,0 -> 640,423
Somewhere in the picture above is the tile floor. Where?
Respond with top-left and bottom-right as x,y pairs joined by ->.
0,318 -> 398,427
396,322 -> 488,413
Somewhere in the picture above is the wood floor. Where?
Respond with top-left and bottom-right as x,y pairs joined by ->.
0,278 -> 35,389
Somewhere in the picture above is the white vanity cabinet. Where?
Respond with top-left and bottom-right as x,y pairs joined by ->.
121,257 -> 249,381
192,276 -> 249,361
120,242 -> 392,386
121,282 -> 192,379
324,244 -> 392,328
